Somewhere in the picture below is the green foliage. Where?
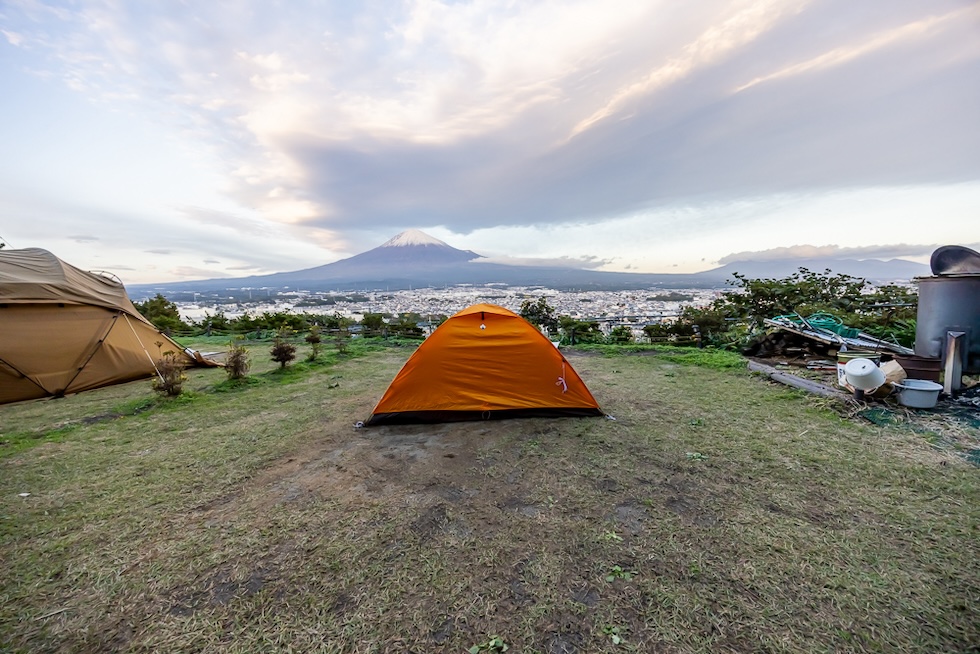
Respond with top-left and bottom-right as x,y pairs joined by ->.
332,317 -> 353,354
605,565 -> 636,582
270,326 -> 298,368
649,268 -> 918,349
390,313 -> 424,339
305,325 -> 323,361
647,291 -> 693,301
225,337 -> 250,380
658,348 -> 745,370
602,625 -> 626,645
151,351 -> 187,397
519,297 -> 559,335
720,269 -> 869,325
559,316 -> 603,345
361,313 -> 386,334
607,325 -> 634,344
196,310 -> 231,334
133,293 -> 189,333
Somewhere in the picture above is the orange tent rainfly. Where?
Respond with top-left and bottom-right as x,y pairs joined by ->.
366,303 -> 603,425
0,248 -> 204,405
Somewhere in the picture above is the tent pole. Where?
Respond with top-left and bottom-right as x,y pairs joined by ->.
123,314 -> 163,381
0,356 -> 52,396
60,312 -> 122,395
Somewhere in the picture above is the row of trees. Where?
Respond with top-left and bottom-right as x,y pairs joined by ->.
642,269 -> 917,349
137,268 -> 918,351
517,269 -> 918,349
133,294 -> 436,339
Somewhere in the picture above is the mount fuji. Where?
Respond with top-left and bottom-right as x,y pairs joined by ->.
128,229 -> 928,297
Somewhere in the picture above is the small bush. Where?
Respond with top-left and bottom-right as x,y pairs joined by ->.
152,351 -> 187,397
334,324 -> 351,355
305,325 -> 323,361
226,337 -> 251,380
271,327 -> 297,368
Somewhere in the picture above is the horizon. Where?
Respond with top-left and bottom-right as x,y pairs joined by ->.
2,2 -> 978,282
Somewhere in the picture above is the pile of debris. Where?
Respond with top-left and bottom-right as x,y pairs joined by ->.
744,313 -> 913,362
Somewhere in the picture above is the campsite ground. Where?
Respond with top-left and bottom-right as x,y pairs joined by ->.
1,341 -> 978,653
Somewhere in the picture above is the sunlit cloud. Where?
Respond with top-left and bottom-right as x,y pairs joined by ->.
734,5 -> 978,93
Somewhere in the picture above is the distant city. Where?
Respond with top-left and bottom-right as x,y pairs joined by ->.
171,285 -> 726,335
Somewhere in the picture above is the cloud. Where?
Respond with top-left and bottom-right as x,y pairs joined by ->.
70,235 -> 100,243
472,254 -> 611,269
1,0 -> 978,282
718,243 -> 957,264
570,0 -> 806,137
169,266 -> 233,279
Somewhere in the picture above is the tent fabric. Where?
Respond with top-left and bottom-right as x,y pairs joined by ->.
0,248 -> 197,404
366,303 -> 602,425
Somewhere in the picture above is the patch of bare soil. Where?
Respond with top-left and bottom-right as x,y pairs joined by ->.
197,422 -> 484,526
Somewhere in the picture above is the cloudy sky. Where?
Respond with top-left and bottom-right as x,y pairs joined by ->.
2,0 -> 978,283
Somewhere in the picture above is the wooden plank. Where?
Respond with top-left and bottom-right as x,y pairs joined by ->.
748,360 -> 850,399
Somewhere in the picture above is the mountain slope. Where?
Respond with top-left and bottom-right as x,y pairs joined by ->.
128,230 -> 930,296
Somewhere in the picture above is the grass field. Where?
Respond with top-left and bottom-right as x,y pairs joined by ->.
1,341 -> 978,653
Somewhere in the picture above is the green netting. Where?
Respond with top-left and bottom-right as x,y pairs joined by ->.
774,312 -> 861,338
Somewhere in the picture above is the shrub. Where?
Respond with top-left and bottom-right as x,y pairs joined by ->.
270,327 -> 297,368
225,337 -> 250,380
152,351 -> 187,396
608,325 -> 634,344
306,325 -> 323,361
334,322 -> 351,354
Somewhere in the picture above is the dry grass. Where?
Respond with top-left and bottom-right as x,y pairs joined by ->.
1,343 -> 978,653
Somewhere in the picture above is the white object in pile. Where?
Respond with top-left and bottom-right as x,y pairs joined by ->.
844,358 -> 886,391
893,379 -> 943,409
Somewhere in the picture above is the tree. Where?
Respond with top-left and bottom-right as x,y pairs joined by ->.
608,325 -> 634,344
305,324 -> 323,361
225,337 -> 250,380
270,326 -> 297,368
134,294 -> 189,334
559,316 -> 602,345
361,313 -> 386,335
683,268 -> 918,348
519,298 -> 559,335
392,313 -> 424,339
333,316 -> 353,354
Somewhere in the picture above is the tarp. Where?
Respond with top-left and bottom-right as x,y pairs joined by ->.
366,303 -> 602,424
0,248 -> 198,404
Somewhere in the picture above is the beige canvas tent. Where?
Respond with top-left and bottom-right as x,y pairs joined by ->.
0,248 -> 201,404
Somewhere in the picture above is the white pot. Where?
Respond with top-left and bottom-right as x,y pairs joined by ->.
844,358 -> 886,391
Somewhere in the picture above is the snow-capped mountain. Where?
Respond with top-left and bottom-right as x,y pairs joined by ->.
129,229 -> 929,296
379,229 -> 451,248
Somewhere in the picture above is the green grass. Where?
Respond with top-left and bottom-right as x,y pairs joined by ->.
574,344 -> 746,370
1,343 -> 978,653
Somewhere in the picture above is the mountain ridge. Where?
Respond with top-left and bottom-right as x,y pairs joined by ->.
128,230 -> 929,297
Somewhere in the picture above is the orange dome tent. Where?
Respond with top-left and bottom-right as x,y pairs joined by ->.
366,303 -> 603,425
